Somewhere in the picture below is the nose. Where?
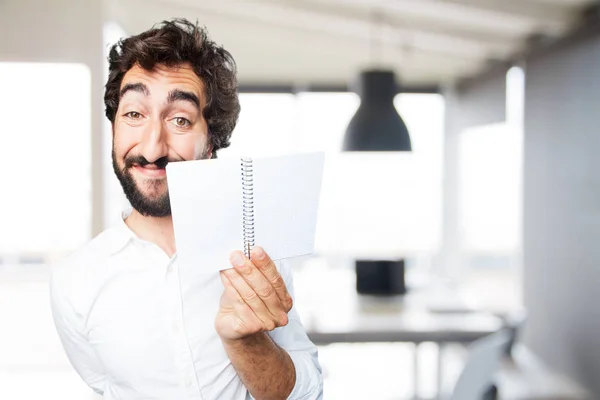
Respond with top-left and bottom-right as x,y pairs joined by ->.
138,117 -> 168,164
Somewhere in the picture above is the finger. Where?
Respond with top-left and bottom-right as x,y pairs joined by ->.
230,251 -> 285,318
220,271 -> 263,335
218,271 -> 238,309
222,268 -> 278,331
250,246 -> 293,312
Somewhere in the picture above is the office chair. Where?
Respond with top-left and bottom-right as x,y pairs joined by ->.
448,329 -> 511,400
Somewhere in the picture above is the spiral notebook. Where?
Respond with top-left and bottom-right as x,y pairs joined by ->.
166,152 -> 325,274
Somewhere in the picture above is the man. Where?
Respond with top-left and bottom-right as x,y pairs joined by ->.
50,18 -> 323,400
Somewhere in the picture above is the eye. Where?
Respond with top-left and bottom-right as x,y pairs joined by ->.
171,117 -> 191,128
124,111 -> 143,119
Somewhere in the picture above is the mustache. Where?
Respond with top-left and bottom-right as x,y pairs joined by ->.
125,155 -> 179,169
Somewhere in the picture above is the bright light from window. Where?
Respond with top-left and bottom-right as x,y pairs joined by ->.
220,93 -> 297,158
458,66 -> 524,255
459,123 -> 522,253
0,62 -> 91,257
316,94 -> 445,257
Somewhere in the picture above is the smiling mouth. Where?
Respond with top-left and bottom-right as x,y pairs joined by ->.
132,164 -> 167,178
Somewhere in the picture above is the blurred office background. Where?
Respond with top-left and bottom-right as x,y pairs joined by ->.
0,0 -> 599,399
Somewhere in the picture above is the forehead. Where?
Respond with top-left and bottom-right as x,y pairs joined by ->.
120,63 -> 204,100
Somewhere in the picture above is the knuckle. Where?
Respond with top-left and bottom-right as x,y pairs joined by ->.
250,321 -> 262,334
271,275 -> 285,288
284,296 -> 293,311
258,260 -> 275,272
236,264 -> 252,276
264,321 -> 276,331
244,290 -> 260,304
279,313 -> 289,327
256,285 -> 275,298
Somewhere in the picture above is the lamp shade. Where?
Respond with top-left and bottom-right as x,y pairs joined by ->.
343,70 -> 412,151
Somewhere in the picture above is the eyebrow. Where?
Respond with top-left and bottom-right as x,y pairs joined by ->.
167,89 -> 201,110
119,83 -> 150,99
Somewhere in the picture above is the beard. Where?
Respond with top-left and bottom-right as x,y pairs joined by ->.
112,146 -> 210,217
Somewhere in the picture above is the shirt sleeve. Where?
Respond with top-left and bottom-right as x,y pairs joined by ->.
266,260 -> 323,400
49,265 -> 107,395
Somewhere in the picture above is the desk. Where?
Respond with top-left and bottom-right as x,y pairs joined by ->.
293,260 -> 504,398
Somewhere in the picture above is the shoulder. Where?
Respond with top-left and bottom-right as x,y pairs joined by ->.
50,226 -> 127,302
53,226 -> 125,274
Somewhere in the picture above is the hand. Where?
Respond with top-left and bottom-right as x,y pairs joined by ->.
215,246 -> 293,342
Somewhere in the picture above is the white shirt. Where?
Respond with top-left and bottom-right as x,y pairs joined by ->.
50,213 -> 323,400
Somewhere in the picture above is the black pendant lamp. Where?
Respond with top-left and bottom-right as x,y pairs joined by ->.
343,69 -> 412,151
343,69 -> 412,296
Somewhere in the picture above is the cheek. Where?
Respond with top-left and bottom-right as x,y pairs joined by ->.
171,134 -> 209,160
191,120 -> 211,159
113,125 -> 138,160
193,137 -> 209,158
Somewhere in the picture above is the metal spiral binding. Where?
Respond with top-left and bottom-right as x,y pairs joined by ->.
241,157 -> 255,259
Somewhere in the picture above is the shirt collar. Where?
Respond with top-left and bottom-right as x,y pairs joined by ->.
107,208 -> 137,256
109,208 -> 178,260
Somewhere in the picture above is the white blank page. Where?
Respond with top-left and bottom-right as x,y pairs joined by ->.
253,152 -> 325,261
167,158 -> 243,274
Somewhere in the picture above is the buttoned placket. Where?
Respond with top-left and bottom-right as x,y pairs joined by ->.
163,253 -> 203,399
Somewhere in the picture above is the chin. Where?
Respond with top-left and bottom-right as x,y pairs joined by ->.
131,188 -> 172,218
137,176 -> 167,191
140,188 -> 169,202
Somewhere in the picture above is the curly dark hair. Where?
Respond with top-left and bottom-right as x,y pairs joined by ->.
104,18 -> 240,157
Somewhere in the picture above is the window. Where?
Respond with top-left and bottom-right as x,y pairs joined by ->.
219,93 -> 298,157
459,122 -> 522,254
456,66 -> 524,311
0,62 -> 92,260
458,67 -> 524,257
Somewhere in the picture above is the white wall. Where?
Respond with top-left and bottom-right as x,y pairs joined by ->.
523,28 -> 600,395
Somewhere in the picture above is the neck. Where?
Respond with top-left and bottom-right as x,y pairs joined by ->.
125,209 -> 177,257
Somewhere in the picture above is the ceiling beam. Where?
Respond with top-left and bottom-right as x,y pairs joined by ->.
303,0 -> 575,36
237,83 -> 440,94
428,0 -> 577,30
160,0 -> 517,60
110,0 -> 485,76
292,0 -> 528,42
108,0 -> 591,87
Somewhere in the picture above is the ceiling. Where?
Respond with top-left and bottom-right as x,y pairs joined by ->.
107,0 -> 596,88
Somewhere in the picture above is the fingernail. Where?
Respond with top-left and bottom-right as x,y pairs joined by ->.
231,251 -> 245,268
253,246 -> 266,260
